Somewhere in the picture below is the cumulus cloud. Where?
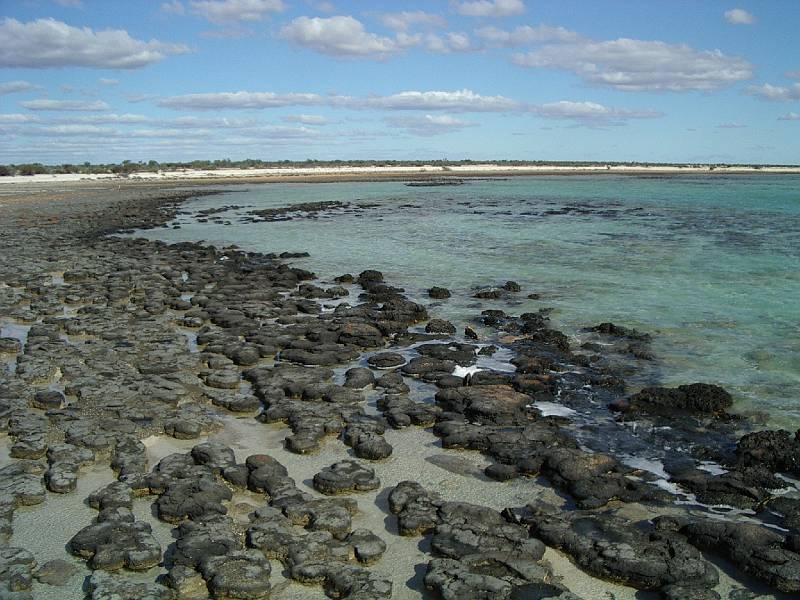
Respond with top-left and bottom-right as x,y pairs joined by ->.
745,82 -> 800,101
513,38 -> 752,92
475,24 -> 583,46
425,32 -> 475,53
532,100 -> 663,125
0,80 -> 40,95
454,0 -> 525,18
20,99 -> 110,111
724,8 -> 755,25
0,18 -> 188,69
158,88 -> 520,112
778,112 -> 800,121
380,11 -> 446,31
281,114 -> 330,125
189,0 -> 285,24
280,16 -> 416,58
385,114 -> 477,136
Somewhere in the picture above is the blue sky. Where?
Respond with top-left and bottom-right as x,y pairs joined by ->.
1,0 -> 799,164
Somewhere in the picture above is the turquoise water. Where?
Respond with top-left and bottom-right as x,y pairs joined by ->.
136,175 -> 800,426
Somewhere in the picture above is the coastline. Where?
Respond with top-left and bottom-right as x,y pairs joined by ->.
1,184 -> 798,599
1,162 -> 800,189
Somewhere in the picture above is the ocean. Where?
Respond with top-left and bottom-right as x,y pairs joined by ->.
136,174 -> 800,427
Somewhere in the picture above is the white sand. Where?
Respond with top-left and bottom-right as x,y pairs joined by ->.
1,163 -> 799,185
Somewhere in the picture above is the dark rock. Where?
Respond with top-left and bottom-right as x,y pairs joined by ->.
520,506 -> 718,592
88,570 -> 172,600
199,550 -> 271,599
68,510 -> 161,571
680,519 -> 800,593
428,287 -> 451,299
31,390 -> 65,410
426,319 -> 456,335
626,383 -> 733,415
735,429 -> 800,475
367,352 -> 406,369
313,460 -> 380,495
344,367 -> 375,389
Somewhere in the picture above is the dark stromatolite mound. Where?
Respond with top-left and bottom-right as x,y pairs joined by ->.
0,546 -> 37,597
735,428 -> 800,475
510,504 -> 719,596
199,550 -> 272,600
428,286 -> 451,299
667,465 -> 785,509
312,460 -> 381,495
88,570 -> 172,600
68,508 -> 161,571
367,352 -> 406,369
656,516 -> 800,593
425,319 -> 456,334
424,556 -> 581,600
435,385 -> 533,426
586,321 -> 652,341
343,367 -> 375,389
388,482 -> 579,599
622,383 -> 733,416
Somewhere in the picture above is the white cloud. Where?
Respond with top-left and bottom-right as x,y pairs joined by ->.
425,32 -> 475,53
189,0 -> 285,23
0,18 -> 188,69
533,100 -> 663,125
385,114 -> 477,136
64,113 -> 150,124
0,80 -> 40,95
98,78 -> 119,86
355,89 -> 519,112
161,1 -> 186,14
513,38 -> 752,92
281,114 -> 330,125
157,88 -> 520,112
379,11 -> 446,31
32,124 -> 117,136
724,8 -> 755,25
716,121 -> 747,128
475,24 -> 583,46
746,82 -> 800,101
158,91 -> 325,110
778,112 -> 800,121
0,113 -> 41,123
454,0 -> 525,18
20,99 -> 110,111
280,16 -> 415,58
54,0 -> 83,6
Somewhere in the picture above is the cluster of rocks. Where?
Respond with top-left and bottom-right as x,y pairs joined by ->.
1,185 -> 799,600
389,481 -> 581,599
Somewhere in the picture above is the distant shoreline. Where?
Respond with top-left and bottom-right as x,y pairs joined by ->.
2,162 -> 800,188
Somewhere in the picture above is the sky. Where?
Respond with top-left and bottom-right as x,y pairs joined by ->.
1,0 -> 799,165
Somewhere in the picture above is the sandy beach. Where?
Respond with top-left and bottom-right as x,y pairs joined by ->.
2,162 -> 799,188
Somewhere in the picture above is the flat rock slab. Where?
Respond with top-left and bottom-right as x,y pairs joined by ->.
312,460 -> 381,495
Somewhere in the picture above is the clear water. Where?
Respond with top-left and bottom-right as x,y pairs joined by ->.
133,175 -> 800,427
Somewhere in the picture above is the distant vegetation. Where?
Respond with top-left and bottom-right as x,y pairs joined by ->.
0,158 -> 794,176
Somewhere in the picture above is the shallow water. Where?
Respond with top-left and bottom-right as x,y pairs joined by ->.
133,175 -> 800,427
